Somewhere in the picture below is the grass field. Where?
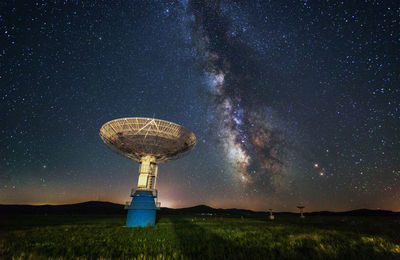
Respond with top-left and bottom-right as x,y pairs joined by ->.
1,214 -> 400,259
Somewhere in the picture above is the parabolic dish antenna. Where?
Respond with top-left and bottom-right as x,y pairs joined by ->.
100,117 -> 196,163
99,117 -> 196,227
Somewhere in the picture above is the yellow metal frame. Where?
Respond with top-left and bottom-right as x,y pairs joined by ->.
99,117 -> 196,163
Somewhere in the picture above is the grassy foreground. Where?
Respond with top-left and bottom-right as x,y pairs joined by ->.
0,214 -> 399,259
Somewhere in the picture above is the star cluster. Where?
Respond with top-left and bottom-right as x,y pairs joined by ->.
0,0 -> 399,212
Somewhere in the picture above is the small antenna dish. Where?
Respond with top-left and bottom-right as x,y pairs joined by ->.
268,208 -> 274,220
297,205 -> 305,218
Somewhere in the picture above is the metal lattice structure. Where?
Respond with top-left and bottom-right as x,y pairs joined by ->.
99,117 -> 196,163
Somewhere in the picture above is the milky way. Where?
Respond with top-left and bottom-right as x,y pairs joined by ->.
1,0 -> 399,211
188,0 -> 287,189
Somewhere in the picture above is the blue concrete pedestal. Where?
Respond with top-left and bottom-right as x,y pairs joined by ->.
126,190 -> 157,227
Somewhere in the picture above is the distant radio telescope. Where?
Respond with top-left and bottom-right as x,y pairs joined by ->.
297,205 -> 305,218
268,208 -> 275,220
100,117 -> 196,227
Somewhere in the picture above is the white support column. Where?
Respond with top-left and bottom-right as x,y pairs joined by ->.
153,165 -> 158,190
137,155 -> 156,190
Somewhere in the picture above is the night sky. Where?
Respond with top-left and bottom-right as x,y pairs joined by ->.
1,0 -> 399,212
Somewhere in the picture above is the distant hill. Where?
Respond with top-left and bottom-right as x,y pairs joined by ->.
309,209 -> 400,217
0,201 -> 124,215
160,205 -> 261,215
1,201 -> 399,217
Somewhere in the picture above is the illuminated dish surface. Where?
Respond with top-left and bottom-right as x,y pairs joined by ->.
100,117 -> 196,163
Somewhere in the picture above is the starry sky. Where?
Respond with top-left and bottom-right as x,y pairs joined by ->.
1,0 -> 399,212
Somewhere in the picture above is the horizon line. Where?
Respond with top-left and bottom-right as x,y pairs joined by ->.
0,200 -> 398,213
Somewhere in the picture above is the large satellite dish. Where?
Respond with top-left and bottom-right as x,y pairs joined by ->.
100,117 -> 196,163
99,117 -> 196,227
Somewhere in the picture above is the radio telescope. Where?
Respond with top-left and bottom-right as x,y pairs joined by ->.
268,208 -> 275,220
297,205 -> 305,218
100,117 -> 196,227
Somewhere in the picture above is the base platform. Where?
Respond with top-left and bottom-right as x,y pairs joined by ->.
126,190 -> 157,227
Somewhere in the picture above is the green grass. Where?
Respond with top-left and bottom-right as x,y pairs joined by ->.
1,214 -> 399,259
